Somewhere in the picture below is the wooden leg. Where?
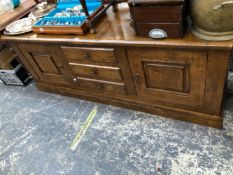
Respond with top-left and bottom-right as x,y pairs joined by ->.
87,20 -> 96,34
79,0 -> 90,17
113,3 -> 118,12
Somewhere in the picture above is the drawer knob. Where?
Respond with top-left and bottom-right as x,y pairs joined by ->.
73,78 -> 77,82
92,69 -> 98,75
149,29 -> 167,39
57,65 -> 63,69
84,54 -> 90,59
97,84 -> 104,89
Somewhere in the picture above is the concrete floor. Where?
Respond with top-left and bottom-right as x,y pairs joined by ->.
0,74 -> 233,175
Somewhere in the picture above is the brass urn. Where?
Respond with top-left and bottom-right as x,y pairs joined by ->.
190,0 -> 233,41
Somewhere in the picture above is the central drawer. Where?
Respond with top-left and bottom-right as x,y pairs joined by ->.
60,46 -> 136,96
76,77 -> 128,95
61,46 -> 117,65
69,63 -> 123,82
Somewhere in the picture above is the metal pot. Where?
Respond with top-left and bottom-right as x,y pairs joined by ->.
190,0 -> 233,41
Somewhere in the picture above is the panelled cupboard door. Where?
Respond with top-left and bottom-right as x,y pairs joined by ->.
17,43 -> 71,85
127,48 -> 207,107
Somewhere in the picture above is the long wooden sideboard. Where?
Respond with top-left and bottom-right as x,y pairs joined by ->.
1,4 -> 232,128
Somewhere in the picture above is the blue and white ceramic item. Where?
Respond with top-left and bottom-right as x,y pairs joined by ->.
11,0 -> 20,8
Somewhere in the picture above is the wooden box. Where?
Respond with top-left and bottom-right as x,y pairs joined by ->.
33,0 -> 105,35
128,0 -> 188,38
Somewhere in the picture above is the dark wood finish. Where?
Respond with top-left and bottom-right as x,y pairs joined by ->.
1,3 -> 232,129
128,0 -> 187,38
0,44 -> 5,51
133,22 -> 183,38
129,4 -> 183,23
80,0 -> 90,17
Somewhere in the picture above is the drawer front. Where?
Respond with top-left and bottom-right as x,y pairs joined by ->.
130,5 -> 183,23
62,46 -> 116,65
75,77 -> 127,95
134,22 -> 183,38
61,46 -> 136,95
128,48 -> 207,107
70,63 -> 123,82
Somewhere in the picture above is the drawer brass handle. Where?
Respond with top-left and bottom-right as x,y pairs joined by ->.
97,84 -> 104,89
92,69 -> 98,75
84,54 -> 90,59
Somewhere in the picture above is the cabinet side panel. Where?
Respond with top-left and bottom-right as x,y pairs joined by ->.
204,50 -> 230,115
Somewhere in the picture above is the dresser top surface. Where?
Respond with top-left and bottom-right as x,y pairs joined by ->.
1,3 -> 233,50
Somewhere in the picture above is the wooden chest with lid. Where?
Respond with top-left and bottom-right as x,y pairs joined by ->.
128,0 -> 188,38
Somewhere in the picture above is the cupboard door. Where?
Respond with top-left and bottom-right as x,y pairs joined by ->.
61,46 -> 136,95
127,48 -> 207,106
17,43 -> 70,84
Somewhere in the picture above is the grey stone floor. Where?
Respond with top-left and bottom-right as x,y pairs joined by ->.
0,75 -> 233,175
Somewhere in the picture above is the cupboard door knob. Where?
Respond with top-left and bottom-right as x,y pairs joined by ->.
73,78 -> 77,82
57,65 -> 63,69
133,74 -> 141,81
92,69 -> 97,75
84,54 -> 90,59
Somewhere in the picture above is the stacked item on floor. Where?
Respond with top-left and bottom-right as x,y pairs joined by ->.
0,44 -> 31,86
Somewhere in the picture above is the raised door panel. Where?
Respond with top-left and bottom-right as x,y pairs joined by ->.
30,54 -> 60,75
144,62 -> 188,92
128,48 -> 207,107
17,43 -> 69,84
